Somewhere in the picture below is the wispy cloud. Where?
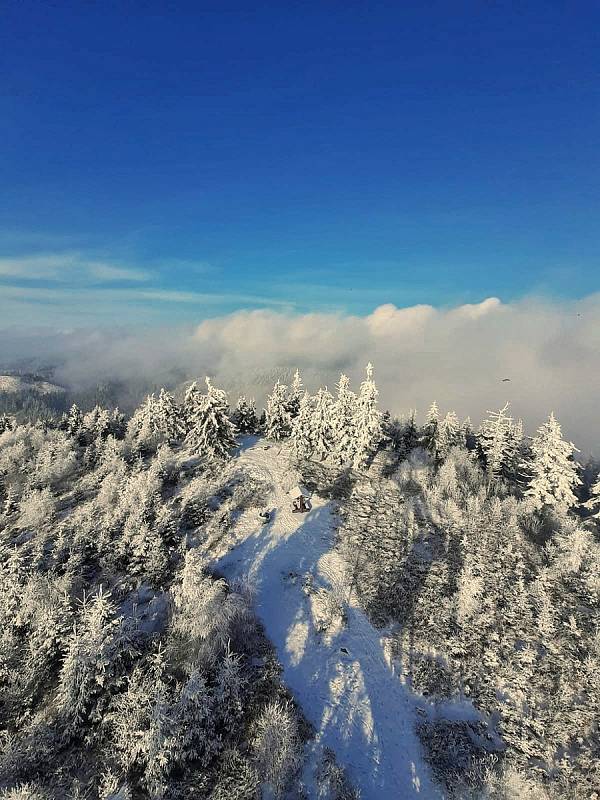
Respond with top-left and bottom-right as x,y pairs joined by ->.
0,283 -> 296,330
0,253 -> 75,280
0,284 -> 295,307
0,252 -> 298,321
0,252 -> 154,283
86,263 -> 154,282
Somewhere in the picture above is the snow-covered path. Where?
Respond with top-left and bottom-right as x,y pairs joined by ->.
210,439 -> 443,799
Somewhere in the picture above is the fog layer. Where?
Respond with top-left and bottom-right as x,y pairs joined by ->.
2,294 -> 598,449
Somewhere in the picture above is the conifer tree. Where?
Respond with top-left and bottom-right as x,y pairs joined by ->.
352,363 -> 383,470
183,381 -> 203,433
584,470 -> 600,520
504,417 -> 525,482
127,394 -> 162,453
0,413 -> 13,434
331,374 -> 357,466
264,380 -> 291,441
524,412 -> 581,513
81,405 -> 112,442
231,396 -> 259,435
401,409 -> 420,455
438,411 -> 463,458
155,388 -> 185,440
124,514 -> 169,585
290,392 -> 315,460
422,401 -> 440,461
185,377 -> 237,459
61,404 -> 83,437
286,369 -> 304,418
461,416 -> 476,449
478,402 -> 513,479
310,387 -> 335,461
58,587 -> 123,733
110,407 -> 127,439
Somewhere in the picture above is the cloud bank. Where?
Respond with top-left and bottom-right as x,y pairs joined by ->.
2,295 -> 599,451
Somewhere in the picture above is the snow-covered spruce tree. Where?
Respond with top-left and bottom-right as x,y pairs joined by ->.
309,387 -> 335,461
30,429 -> 77,490
185,377 -> 237,460
122,511 -> 169,586
82,405 -> 113,442
477,402 -> 513,480
155,388 -> 185,440
182,380 -> 202,433
291,391 -> 315,460
461,416 -> 476,449
330,374 -> 357,466
400,409 -> 420,455
127,394 -> 161,453
252,700 -> 302,796
584,470 -> 600,520
107,649 -> 175,796
57,587 -> 125,735
110,407 -> 127,439
231,395 -> 259,435
3,570 -> 73,723
421,401 -> 440,461
438,411 -> 464,459
129,389 -> 183,450
524,412 -> 581,513
286,369 -> 304,419
18,487 -> 56,530
504,417 -> 525,483
60,404 -> 83,437
381,411 -> 401,453
173,666 -> 220,768
264,380 -> 291,441
352,363 -> 383,470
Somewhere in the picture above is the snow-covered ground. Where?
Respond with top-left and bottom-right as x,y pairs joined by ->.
209,437 -> 443,799
0,375 -> 65,395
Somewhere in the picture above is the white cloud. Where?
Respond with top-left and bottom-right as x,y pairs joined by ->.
0,252 -> 154,283
1,295 -> 599,451
0,253 -> 75,280
86,263 -> 154,282
0,284 -> 297,310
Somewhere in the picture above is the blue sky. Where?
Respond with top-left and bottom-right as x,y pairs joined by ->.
1,1 -> 599,325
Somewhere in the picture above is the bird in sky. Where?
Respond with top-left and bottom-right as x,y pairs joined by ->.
501,378 -> 511,382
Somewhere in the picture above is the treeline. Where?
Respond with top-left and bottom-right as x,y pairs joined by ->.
4,360 -> 597,519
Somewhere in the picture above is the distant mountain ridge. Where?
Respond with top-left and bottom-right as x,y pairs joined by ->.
0,374 -> 66,396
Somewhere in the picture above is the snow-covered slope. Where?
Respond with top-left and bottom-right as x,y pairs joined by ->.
0,374 -> 65,395
209,438 -> 443,799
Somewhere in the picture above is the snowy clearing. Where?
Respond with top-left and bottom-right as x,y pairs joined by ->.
209,437 -> 443,799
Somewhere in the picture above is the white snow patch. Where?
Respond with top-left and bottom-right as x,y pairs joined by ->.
286,620 -> 310,667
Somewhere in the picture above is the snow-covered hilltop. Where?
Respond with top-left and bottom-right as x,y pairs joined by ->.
0,374 -> 65,396
0,365 -> 598,799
